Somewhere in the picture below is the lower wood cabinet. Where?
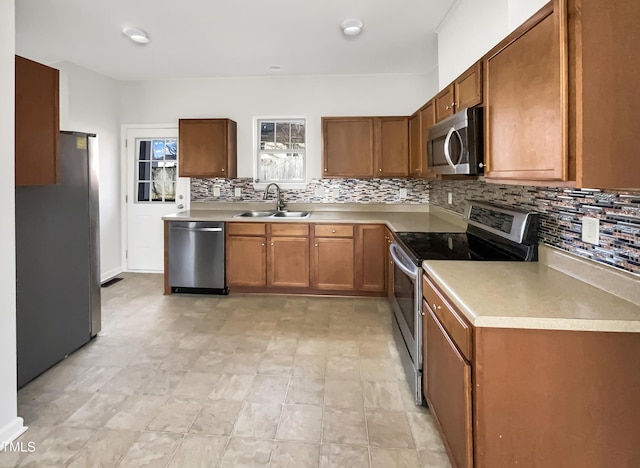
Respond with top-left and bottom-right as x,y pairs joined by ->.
356,224 -> 386,292
423,272 -> 640,467
311,224 -> 356,290
226,222 -> 386,295
426,307 -> 473,468
227,235 -> 266,287
385,227 -> 394,298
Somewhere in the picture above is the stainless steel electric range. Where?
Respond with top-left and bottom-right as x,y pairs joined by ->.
389,200 -> 539,405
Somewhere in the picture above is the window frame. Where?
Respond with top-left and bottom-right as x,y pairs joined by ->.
253,116 -> 308,190
134,137 -> 178,204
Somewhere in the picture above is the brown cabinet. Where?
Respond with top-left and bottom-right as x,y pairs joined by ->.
484,0 -> 639,188
15,56 -> 59,186
227,223 -> 267,287
311,224 -> 355,290
484,4 -> 565,181
426,308 -> 473,468
178,118 -> 237,178
385,228 -> 394,298
408,112 -> 422,178
355,224 -> 386,292
267,224 -> 310,288
322,117 -> 408,178
435,62 -> 483,124
423,270 -> 640,467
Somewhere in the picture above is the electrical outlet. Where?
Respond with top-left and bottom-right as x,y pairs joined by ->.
581,217 -> 600,245
314,187 -> 325,198
213,187 -> 221,197
399,188 -> 407,199
332,188 -> 340,198
448,192 -> 453,204
234,188 -> 242,198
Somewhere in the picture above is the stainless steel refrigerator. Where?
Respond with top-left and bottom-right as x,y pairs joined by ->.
15,131 -> 101,388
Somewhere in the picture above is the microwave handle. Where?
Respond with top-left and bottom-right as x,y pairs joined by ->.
443,127 -> 457,170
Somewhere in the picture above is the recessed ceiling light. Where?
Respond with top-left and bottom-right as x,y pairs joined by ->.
122,27 -> 150,44
341,18 -> 363,36
268,66 -> 282,72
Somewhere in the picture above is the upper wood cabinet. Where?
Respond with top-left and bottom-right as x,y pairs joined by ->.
484,0 -> 640,189
322,116 -> 408,178
178,118 -> 237,178
15,56 -> 59,186
375,117 -> 409,177
435,62 -> 483,124
484,3 -> 565,181
408,112 -> 421,178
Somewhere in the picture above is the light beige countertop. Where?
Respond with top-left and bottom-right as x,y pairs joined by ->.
422,256 -> 640,333
162,204 -> 466,233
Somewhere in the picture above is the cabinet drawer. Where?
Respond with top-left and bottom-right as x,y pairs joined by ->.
423,274 -> 472,361
270,223 -> 309,237
227,222 -> 266,236
314,224 -> 354,238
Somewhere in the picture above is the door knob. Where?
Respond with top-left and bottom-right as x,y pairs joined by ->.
177,204 -> 184,209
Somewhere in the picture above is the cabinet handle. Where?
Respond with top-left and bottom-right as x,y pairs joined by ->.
445,105 -> 450,110
378,168 -> 382,172
221,168 -> 225,172
270,242 -> 274,246
261,243 -> 265,247
421,311 -> 425,316
314,243 -> 318,247
331,229 -> 336,233
479,162 -> 489,172
324,168 -> 327,172
432,303 -> 441,311
452,102 -> 456,107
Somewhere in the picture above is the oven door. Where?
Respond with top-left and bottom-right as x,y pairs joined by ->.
389,242 -> 423,404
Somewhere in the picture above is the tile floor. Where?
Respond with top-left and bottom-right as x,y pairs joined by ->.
1,273 -> 450,467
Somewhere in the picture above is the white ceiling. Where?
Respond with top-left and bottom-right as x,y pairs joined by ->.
15,0 -> 456,81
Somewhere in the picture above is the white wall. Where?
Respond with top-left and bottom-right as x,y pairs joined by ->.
437,0 -> 509,87
119,73 -> 434,179
437,0 -> 549,89
0,0 -> 25,445
56,62 -> 122,281
508,0 -> 548,32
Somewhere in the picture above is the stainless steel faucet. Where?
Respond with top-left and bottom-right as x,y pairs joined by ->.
263,183 -> 286,211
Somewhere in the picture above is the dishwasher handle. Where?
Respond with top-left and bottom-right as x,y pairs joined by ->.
170,226 -> 223,232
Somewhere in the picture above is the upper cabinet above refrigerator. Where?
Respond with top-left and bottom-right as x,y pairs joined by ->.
15,56 -> 60,186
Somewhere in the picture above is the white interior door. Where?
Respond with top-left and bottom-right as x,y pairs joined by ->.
124,127 -> 188,272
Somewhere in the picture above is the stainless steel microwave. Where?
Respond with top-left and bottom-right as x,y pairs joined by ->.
426,107 -> 484,175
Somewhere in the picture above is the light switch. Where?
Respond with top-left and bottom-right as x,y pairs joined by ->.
314,187 -> 325,197
581,217 -> 600,245
399,188 -> 407,199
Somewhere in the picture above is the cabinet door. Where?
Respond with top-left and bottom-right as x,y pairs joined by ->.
178,119 -> 237,178
385,228 -> 394,299
426,309 -> 473,468
408,113 -> 422,178
311,238 -> 355,290
227,236 -> 266,287
356,225 -> 386,292
484,9 -> 566,181
15,56 -> 59,186
435,84 -> 455,123
419,101 -> 436,177
322,118 -> 374,177
268,237 -> 310,288
376,117 -> 409,177
455,61 -> 483,110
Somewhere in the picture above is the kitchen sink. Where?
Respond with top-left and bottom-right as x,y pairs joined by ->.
271,211 -> 310,218
233,211 -> 311,219
233,211 -> 276,218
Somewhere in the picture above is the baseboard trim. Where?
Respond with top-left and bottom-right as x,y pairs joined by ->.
101,267 -> 123,284
0,417 -> 26,444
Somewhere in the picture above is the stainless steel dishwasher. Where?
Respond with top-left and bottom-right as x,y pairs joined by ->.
168,221 -> 229,294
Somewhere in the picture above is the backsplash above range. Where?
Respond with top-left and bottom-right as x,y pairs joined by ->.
191,178 -> 430,204
430,180 -> 640,275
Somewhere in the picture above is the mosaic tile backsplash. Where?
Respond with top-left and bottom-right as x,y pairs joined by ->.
191,178 -> 430,204
191,177 -> 640,275
430,180 -> 640,275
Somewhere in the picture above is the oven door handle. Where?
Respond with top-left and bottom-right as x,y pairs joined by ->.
389,243 -> 419,280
